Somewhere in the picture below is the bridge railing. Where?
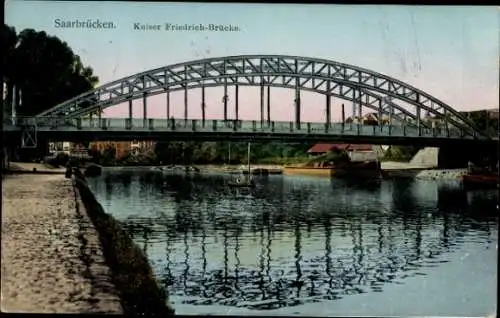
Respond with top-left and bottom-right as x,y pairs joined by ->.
12,116 -> 473,139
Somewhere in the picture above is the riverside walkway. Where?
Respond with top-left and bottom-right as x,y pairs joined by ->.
1,173 -> 122,313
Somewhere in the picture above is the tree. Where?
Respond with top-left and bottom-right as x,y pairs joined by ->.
2,24 -> 99,116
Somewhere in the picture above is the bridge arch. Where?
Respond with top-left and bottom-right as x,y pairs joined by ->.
36,55 -> 484,137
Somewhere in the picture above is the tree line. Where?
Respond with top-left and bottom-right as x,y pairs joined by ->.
2,24 -> 98,117
89,141 -> 314,166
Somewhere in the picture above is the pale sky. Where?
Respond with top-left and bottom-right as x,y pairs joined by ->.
5,2 -> 499,122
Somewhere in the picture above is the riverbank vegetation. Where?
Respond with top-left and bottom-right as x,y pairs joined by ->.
89,141 -> 313,166
381,146 -> 420,162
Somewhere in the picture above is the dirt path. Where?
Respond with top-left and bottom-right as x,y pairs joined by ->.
1,174 -> 122,313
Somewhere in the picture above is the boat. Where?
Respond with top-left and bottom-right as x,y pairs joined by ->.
461,162 -> 499,189
461,174 -> 499,189
228,142 -> 256,188
284,161 -> 381,178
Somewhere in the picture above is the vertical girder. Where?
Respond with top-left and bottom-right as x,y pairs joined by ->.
235,84 -> 239,121
223,79 -> 228,122
341,103 -> 345,124
142,76 -> 147,123
166,90 -> 170,119
128,100 -> 133,120
201,85 -> 206,127
142,93 -> 147,121
326,79 -> 331,128
326,94 -> 331,127
260,78 -> 264,127
266,83 -> 271,126
294,59 -> 301,130
184,79 -> 188,123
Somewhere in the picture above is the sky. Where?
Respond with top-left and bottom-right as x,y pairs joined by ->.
5,1 -> 499,122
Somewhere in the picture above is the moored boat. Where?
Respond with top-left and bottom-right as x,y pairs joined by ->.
284,161 -> 381,178
461,174 -> 499,189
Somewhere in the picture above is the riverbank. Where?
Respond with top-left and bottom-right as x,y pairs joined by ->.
1,174 -> 122,313
72,169 -> 175,316
3,162 -> 66,175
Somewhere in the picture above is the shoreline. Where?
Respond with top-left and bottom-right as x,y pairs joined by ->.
72,169 -> 175,316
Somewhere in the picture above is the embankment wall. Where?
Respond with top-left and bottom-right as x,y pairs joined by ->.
71,169 -> 175,316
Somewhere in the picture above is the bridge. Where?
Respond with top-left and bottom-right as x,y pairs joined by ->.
3,55 -> 496,148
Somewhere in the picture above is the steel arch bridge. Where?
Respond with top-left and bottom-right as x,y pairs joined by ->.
36,54 -> 486,138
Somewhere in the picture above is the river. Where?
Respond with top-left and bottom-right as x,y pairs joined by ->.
86,169 -> 498,316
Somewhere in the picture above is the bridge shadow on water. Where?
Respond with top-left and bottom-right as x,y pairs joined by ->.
89,170 -> 498,311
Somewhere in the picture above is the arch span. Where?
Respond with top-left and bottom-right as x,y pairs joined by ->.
36,55 -> 485,137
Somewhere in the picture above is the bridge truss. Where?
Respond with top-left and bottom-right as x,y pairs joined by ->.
35,55 -> 486,138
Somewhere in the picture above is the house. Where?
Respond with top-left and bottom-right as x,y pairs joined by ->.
89,140 -> 156,159
307,143 -> 382,162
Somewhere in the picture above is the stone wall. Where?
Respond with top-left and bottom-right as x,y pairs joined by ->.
72,170 -> 175,316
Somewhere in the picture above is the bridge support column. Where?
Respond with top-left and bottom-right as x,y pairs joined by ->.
325,94 -> 331,128
201,86 -> 206,128
260,80 -> 265,128
143,93 -> 147,128
184,84 -> 188,126
223,80 -> 228,122
235,84 -> 239,122
295,83 -> 301,130
267,84 -> 271,127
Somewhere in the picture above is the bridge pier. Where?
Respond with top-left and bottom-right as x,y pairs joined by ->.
409,144 -> 498,169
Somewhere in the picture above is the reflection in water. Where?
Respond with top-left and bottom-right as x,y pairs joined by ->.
88,171 -> 498,312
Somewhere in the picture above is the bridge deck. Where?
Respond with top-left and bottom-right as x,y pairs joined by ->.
3,117 -> 494,146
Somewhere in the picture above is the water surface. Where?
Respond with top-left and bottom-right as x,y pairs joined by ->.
87,170 -> 498,316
